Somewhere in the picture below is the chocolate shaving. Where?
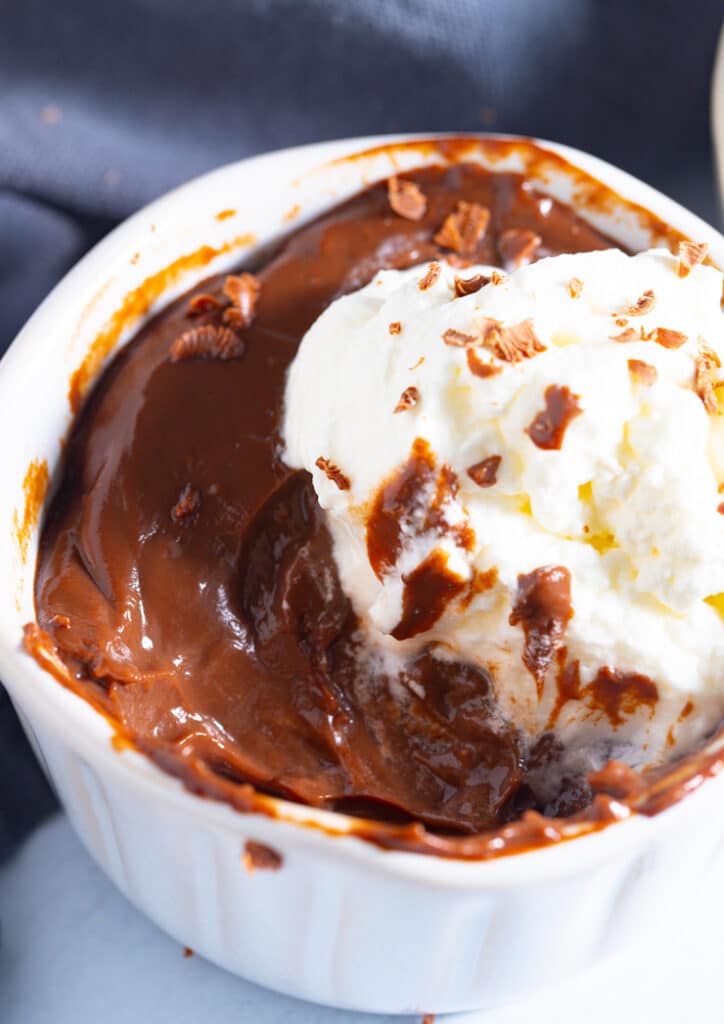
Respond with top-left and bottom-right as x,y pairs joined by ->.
610,327 -> 639,343
627,359 -> 657,385
171,483 -> 201,521
678,240 -> 708,278
624,289 -> 656,316
408,356 -> 425,371
498,228 -> 541,270
695,345 -> 721,414
454,273 -> 489,297
434,201 -> 490,255
418,262 -> 441,291
169,324 -> 245,362
394,386 -> 420,413
527,385 -> 583,450
387,175 -> 427,221
315,456 -> 350,491
223,273 -> 260,329
222,307 -> 248,330
186,293 -> 220,316
614,317 -> 629,328
467,455 -> 502,487
490,270 -> 505,285
718,502 -> 724,515
568,277 -> 583,299
242,840 -> 283,873
466,349 -> 501,378
481,318 -> 546,362
653,327 -> 687,349
389,321 -> 402,335
442,327 -> 478,348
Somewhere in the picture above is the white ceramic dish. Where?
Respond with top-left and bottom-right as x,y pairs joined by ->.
2,134 -> 724,1016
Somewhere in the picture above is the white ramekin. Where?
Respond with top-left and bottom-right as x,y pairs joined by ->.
2,135 -> 724,1016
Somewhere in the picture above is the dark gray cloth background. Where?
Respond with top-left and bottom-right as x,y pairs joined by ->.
1,0 -> 722,862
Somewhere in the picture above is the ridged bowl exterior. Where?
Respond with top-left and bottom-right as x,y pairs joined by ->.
13,702 -> 724,1014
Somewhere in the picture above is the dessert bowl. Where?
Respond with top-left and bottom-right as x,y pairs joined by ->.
2,133 -> 724,1015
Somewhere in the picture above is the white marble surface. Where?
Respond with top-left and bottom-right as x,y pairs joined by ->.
0,815 -> 718,1023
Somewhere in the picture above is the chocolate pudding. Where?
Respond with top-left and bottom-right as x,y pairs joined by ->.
30,162 -> 721,857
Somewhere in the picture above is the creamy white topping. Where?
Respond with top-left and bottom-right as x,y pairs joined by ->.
283,249 -> 724,764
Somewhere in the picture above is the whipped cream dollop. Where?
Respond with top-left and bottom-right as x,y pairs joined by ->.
283,248 -> 724,765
